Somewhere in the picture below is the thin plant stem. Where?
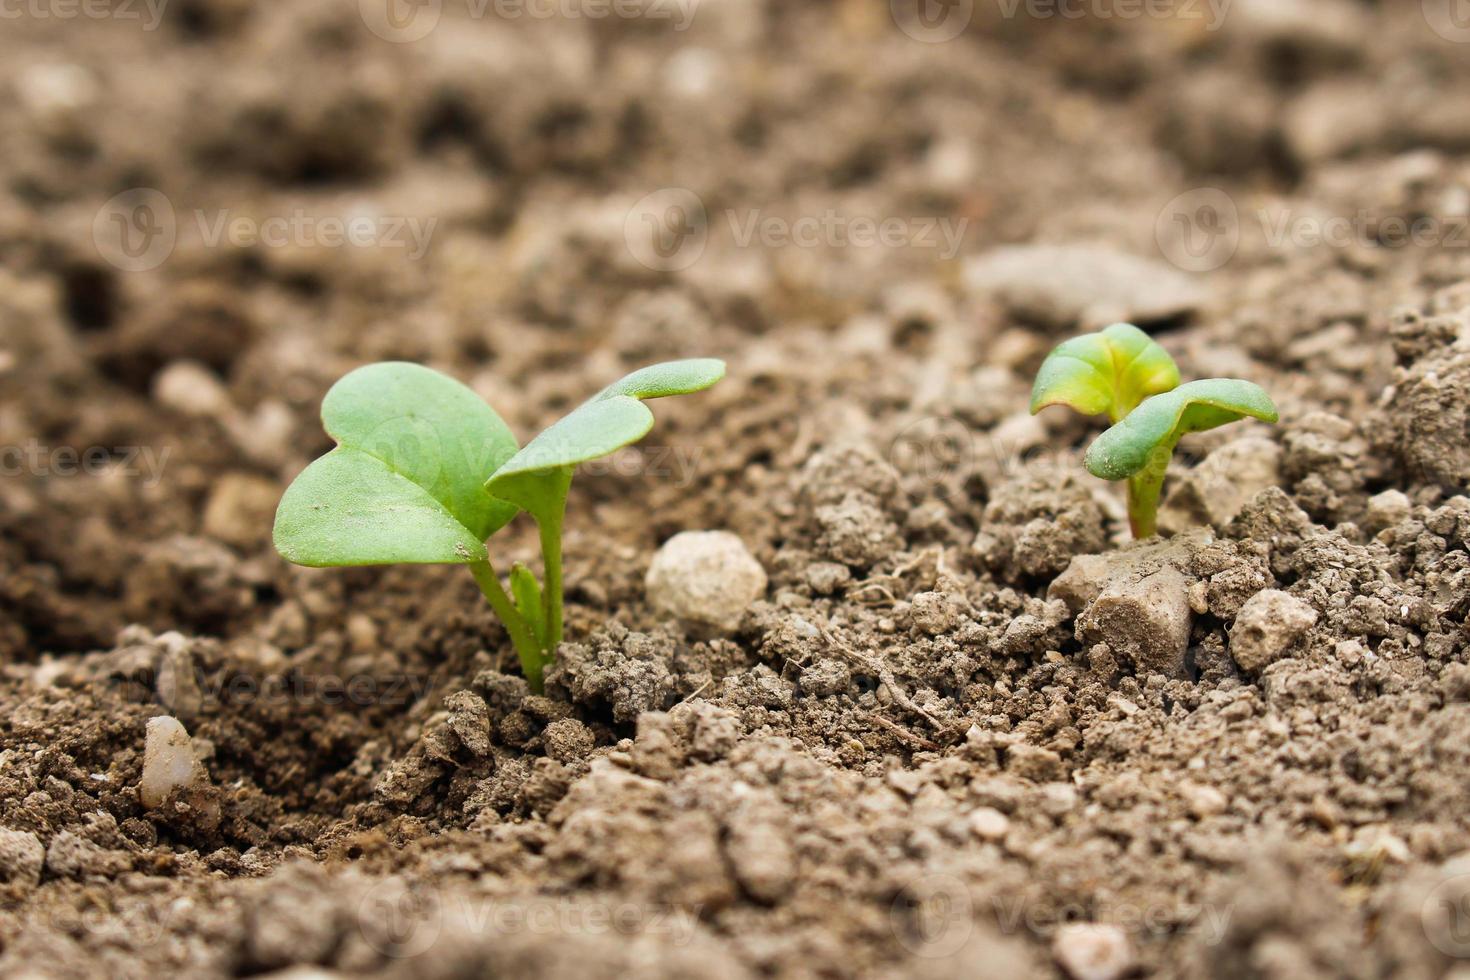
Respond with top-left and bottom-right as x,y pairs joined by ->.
469,559 -> 547,693
1125,436 -> 1179,539
1126,472 -> 1163,539
536,499 -> 567,653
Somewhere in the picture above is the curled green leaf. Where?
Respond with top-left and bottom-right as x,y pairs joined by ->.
274,362 -> 520,567
1030,323 -> 1181,423
485,358 -> 726,516
1084,379 -> 1279,482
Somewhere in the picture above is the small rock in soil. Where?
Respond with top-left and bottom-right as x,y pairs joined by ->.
964,244 -> 1206,330
542,718 -> 595,763
202,473 -> 281,550
1160,436 -> 1281,533
1077,566 -> 1193,678
0,829 -> 44,890
645,530 -> 767,632
140,715 -> 209,810
968,807 -> 1010,842
1053,923 -> 1136,980
444,691 -> 492,757
152,359 -> 233,419
800,659 -> 852,697
1230,590 -> 1319,674
1364,489 -> 1412,534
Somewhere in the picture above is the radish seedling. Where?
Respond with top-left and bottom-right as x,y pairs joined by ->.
1031,324 -> 1277,538
273,359 -> 725,692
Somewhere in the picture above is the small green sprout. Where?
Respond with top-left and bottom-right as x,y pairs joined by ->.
273,359 -> 726,692
1031,324 -> 1277,538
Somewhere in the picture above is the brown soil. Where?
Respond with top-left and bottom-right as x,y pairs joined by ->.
4,2 -> 1470,977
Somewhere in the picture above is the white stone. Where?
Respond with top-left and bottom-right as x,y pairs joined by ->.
1181,782 -> 1229,819
1365,489 -> 1412,534
140,716 -> 206,809
968,807 -> 1011,841
1231,590 -> 1319,673
1054,923 -> 1136,980
153,360 -> 232,419
646,531 -> 767,632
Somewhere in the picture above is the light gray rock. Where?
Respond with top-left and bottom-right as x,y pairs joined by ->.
0,829 -> 44,889
1077,566 -> 1194,678
964,245 -> 1206,330
140,715 -> 209,809
646,531 -> 767,632
1365,489 -> 1412,535
1160,437 -> 1281,533
1054,923 -> 1136,980
1230,589 -> 1318,673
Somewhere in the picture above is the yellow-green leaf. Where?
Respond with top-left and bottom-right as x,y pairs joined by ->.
1030,323 -> 1181,423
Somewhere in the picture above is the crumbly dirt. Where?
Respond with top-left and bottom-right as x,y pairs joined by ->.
4,2 -> 1470,978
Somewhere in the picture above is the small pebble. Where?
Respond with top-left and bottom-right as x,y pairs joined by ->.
1053,922 -> 1136,980
646,531 -> 767,632
1231,590 -> 1319,673
0,829 -> 45,889
969,807 -> 1011,841
1181,782 -> 1229,819
153,360 -> 233,419
140,716 -> 206,809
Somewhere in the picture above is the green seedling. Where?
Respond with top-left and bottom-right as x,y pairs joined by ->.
1031,323 -> 1277,538
273,358 -> 726,692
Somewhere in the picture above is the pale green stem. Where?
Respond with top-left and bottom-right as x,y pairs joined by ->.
469,559 -> 547,693
1125,436 -> 1180,540
536,500 -> 567,654
1127,473 -> 1164,539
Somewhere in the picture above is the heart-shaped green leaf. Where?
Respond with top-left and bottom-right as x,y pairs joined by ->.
1084,379 -> 1279,482
274,362 -> 520,566
485,358 -> 725,516
1031,323 -> 1181,423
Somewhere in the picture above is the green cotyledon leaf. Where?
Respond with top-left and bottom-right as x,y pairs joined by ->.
484,359 -> 725,517
1084,379 -> 1279,482
1030,323 -> 1181,422
273,362 -> 520,567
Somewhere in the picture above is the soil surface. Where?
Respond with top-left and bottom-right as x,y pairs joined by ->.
4,2 -> 1470,977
